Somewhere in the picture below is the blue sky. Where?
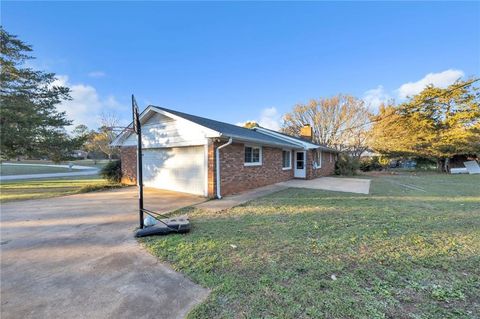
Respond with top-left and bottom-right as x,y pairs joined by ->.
3,1 -> 479,129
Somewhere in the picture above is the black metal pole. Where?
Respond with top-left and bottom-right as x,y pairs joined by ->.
138,125 -> 144,229
133,95 -> 144,229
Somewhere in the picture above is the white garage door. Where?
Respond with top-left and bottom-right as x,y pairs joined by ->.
142,146 -> 206,195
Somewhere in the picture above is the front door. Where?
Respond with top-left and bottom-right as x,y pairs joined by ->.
294,151 -> 306,178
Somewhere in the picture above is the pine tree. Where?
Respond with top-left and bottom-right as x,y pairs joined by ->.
0,27 -> 73,160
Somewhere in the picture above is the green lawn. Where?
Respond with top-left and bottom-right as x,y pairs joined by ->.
0,176 -> 121,202
142,174 -> 480,319
1,159 -> 110,169
0,163 -> 80,176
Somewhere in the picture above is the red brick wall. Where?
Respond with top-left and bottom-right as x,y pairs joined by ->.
207,141 -> 216,198
216,142 -> 294,197
120,142 -> 336,196
306,149 -> 336,179
120,146 -> 137,185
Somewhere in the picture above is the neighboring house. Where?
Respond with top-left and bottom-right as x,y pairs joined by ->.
71,150 -> 88,159
111,106 -> 338,198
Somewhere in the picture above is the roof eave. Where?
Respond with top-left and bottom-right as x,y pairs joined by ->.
217,134 -> 302,149
254,127 -> 339,152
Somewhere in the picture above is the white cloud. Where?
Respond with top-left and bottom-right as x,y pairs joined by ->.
258,107 -> 281,130
53,75 -> 125,130
236,107 -> 281,130
363,69 -> 465,110
87,71 -> 106,78
397,69 -> 464,99
363,85 -> 391,110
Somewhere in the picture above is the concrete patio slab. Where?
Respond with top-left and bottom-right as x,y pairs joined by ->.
1,187 -> 209,319
279,177 -> 371,194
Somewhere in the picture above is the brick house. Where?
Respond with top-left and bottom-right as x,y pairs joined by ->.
112,106 -> 337,198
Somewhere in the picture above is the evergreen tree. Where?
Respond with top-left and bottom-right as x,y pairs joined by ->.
0,27 -> 73,160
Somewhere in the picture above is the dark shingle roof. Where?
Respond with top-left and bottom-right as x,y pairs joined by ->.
151,106 -> 301,148
254,127 -> 338,152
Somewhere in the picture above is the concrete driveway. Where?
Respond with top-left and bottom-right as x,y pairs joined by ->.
0,187 -> 209,319
279,177 -> 371,194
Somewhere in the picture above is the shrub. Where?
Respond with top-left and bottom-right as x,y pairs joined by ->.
335,153 -> 359,176
360,156 -> 384,172
415,157 -> 437,171
101,160 -> 122,183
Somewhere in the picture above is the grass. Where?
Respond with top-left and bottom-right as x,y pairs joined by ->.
0,176 -> 122,202
142,174 -> 480,319
0,163 -> 81,176
1,159 -> 110,169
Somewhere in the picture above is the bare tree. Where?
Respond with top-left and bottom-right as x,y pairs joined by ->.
85,112 -> 121,161
282,94 -> 372,157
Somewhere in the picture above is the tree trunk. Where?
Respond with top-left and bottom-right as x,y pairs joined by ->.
444,157 -> 450,173
436,158 -> 450,173
436,159 -> 444,172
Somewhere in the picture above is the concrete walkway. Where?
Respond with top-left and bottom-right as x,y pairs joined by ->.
195,184 -> 287,212
1,187 -> 209,319
279,177 -> 371,194
196,176 -> 371,212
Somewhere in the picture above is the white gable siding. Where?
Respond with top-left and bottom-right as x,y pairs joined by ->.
122,112 -> 211,148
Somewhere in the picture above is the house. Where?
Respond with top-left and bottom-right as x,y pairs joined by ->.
71,150 -> 88,159
112,106 -> 338,198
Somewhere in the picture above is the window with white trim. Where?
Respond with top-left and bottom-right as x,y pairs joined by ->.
282,150 -> 291,169
244,146 -> 262,166
329,153 -> 333,163
313,149 -> 322,169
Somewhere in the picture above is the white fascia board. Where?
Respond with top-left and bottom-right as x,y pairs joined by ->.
110,125 -> 133,147
220,134 -> 302,149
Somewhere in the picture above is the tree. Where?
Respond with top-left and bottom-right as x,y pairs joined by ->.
72,124 -> 89,140
84,113 -> 121,161
0,27 -> 73,160
98,113 -> 120,160
369,79 -> 480,171
282,94 -> 372,156
243,121 -> 259,129
70,124 -> 91,159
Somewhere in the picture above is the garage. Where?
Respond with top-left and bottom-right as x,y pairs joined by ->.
142,146 -> 206,195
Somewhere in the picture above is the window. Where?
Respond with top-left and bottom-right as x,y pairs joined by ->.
244,146 -> 262,166
282,150 -> 291,169
313,150 -> 322,169
296,151 -> 305,169
329,153 -> 333,163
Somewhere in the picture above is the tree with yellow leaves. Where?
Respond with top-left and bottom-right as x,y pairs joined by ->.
370,79 -> 480,171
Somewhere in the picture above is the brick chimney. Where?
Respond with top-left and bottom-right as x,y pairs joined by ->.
300,124 -> 313,141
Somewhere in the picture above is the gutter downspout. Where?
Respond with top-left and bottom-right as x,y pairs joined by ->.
215,137 -> 233,199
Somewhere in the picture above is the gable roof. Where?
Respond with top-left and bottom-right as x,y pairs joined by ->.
112,106 -> 300,149
112,105 -> 337,152
151,106 -> 304,148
